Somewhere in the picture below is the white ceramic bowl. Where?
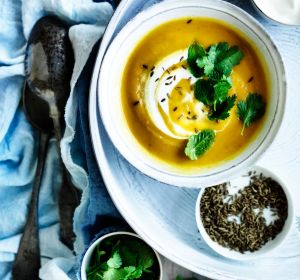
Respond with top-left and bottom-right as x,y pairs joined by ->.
98,0 -> 286,188
81,231 -> 163,280
195,165 -> 294,260
251,0 -> 300,26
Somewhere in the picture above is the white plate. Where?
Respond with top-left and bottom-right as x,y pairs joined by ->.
89,0 -> 300,279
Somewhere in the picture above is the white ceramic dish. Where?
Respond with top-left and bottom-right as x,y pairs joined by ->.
89,0 -> 300,279
98,0 -> 286,188
195,166 -> 294,260
81,231 -> 163,280
251,0 -> 300,26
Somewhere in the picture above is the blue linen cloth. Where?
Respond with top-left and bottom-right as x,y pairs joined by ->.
1,0 -> 300,279
0,0 -> 124,279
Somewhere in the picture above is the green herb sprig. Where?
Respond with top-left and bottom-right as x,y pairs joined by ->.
187,41 -> 243,121
236,93 -> 266,135
86,236 -> 158,280
185,129 -> 215,160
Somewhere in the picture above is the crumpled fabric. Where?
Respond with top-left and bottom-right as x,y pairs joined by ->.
0,0 -> 115,278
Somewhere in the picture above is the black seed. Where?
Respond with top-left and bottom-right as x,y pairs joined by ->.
142,64 -> 148,69
155,78 -> 159,82
133,101 -> 139,106
173,107 -> 178,112
150,66 -> 155,71
161,98 -> 166,103
150,71 -> 154,77
187,19 -> 192,24
182,65 -> 187,69
248,76 -> 254,83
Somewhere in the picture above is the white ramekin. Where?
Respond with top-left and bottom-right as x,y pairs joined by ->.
81,231 -> 163,280
195,165 -> 294,260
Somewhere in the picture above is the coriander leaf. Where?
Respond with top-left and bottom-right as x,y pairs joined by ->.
138,254 -> 154,270
216,45 -> 244,76
136,243 -> 155,270
107,251 -> 122,269
197,43 -> 228,76
194,79 -> 214,106
236,93 -> 265,135
196,42 -> 228,76
196,55 -> 214,76
124,266 -> 143,279
213,76 -> 232,109
185,129 -> 215,160
208,95 -> 236,121
196,42 -> 244,80
120,245 -> 138,267
103,268 -> 128,280
187,42 -> 206,77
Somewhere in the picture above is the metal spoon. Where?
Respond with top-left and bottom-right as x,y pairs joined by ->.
12,16 -> 79,279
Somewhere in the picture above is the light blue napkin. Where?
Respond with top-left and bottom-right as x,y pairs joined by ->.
0,0 -> 114,279
1,0 -> 300,279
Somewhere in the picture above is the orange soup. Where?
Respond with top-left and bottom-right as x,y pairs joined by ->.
121,18 -> 268,173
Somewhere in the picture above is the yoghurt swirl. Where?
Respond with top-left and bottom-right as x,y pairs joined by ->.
144,49 -> 231,139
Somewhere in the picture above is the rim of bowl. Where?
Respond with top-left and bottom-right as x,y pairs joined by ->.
80,231 -> 163,280
98,0 -> 286,188
195,165 -> 295,260
250,0 -> 300,26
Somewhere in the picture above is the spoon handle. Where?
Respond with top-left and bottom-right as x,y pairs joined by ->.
59,167 -> 80,249
12,131 -> 50,280
49,104 -> 80,250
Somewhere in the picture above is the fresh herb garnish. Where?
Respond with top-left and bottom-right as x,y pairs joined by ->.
185,129 -> 215,160
86,236 -> 158,280
187,42 -> 206,78
194,77 -> 232,109
194,79 -> 214,106
236,93 -> 265,135
212,76 -> 232,109
187,41 -> 241,122
196,42 -> 244,80
208,95 -> 236,121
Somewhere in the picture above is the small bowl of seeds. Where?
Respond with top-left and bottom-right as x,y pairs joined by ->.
195,165 -> 294,260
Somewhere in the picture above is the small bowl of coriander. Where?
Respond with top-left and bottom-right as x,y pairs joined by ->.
81,231 -> 163,280
195,166 -> 294,260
